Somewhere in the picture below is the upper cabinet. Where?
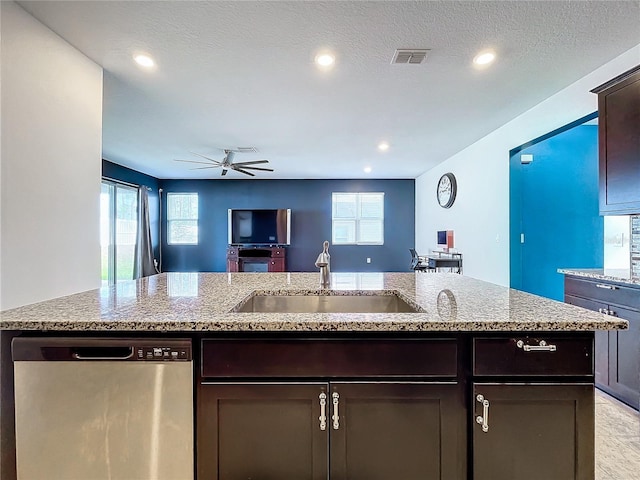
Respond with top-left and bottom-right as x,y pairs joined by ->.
591,66 -> 640,215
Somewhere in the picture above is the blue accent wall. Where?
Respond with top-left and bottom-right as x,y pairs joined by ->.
510,116 -> 603,301
160,179 -> 415,272
102,160 -> 161,260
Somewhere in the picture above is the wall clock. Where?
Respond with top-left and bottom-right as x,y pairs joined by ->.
437,172 -> 457,208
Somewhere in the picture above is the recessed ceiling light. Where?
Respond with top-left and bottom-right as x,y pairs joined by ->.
364,166 -> 372,173
473,50 -> 496,66
378,142 -> 390,151
315,53 -> 335,67
134,54 -> 155,68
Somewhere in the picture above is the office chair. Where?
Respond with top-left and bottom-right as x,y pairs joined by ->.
409,248 -> 429,272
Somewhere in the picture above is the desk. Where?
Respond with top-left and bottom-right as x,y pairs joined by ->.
419,253 -> 462,274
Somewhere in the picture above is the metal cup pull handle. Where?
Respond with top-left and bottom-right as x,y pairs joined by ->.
319,392 -> 327,431
596,283 -> 617,290
516,339 -> 557,352
332,392 -> 340,430
476,394 -> 490,433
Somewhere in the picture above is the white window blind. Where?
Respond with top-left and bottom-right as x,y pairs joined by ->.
332,192 -> 384,245
167,193 -> 199,245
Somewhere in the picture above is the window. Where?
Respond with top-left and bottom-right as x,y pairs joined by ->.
100,180 -> 139,286
167,193 -> 198,245
332,192 -> 384,245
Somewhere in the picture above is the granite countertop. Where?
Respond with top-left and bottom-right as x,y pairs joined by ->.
558,268 -> 640,287
0,272 -> 628,332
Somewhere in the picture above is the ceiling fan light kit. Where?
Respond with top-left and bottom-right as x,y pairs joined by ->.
174,148 -> 274,177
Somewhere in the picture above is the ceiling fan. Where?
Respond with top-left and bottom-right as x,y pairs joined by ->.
174,148 -> 274,177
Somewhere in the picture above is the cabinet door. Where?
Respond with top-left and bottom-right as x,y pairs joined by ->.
473,383 -> 594,480
564,294 -> 609,386
330,382 -> 465,480
597,69 -> 640,214
608,306 -> 640,408
268,257 -> 285,272
198,383 -> 328,480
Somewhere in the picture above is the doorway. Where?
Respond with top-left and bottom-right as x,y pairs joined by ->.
510,113 -> 603,301
100,180 -> 138,286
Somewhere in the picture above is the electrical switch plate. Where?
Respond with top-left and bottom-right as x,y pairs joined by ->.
366,258 -> 371,264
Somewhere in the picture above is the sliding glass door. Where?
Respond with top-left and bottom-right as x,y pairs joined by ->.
100,181 -> 138,286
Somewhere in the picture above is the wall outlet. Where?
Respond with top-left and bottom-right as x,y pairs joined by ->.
366,257 -> 371,264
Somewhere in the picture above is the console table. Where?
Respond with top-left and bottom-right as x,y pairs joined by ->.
227,246 -> 286,272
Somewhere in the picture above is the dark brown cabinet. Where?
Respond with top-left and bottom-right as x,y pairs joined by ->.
564,276 -> 640,408
198,381 -> 464,480
471,335 -> 595,479
198,338 -> 465,479
197,334 -> 594,479
329,382 -> 464,480
197,383 -> 328,479
607,306 -> 640,406
472,384 -> 594,480
591,65 -> 640,215
226,246 -> 287,272
562,295 -> 610,385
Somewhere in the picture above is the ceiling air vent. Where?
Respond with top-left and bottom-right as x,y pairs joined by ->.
391,49 -> 429,65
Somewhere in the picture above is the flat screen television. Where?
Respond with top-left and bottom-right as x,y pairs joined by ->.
228,209 -> 291,245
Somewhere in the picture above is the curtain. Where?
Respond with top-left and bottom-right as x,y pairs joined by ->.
133,186 -> 159,279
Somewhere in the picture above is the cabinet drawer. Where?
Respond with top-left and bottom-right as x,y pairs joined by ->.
202,339 -> 457,378
565,277 -> 640,310
473,337 -> 593,376
271,248 -> 285,257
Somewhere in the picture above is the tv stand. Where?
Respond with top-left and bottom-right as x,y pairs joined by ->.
227,246 -> 286,273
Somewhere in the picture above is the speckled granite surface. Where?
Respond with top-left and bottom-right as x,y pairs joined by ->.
558,268 -> 640,287
0,272 -> 628,332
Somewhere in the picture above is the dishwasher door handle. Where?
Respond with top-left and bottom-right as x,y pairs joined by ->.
71,347 -> 134,360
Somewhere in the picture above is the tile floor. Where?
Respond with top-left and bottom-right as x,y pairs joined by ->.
595,389 -> 640,479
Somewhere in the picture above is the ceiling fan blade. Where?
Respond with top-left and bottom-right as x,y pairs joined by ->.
231,160 -> 269,166
233,167 -> 256,177
236,166 -> 274,172
189,151 -> 224,164
174,159 -> 221,165
190,165 -> 220,170
221,169 -> 228,176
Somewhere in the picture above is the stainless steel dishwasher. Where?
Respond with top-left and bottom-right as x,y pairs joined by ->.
12,337 -> 193,480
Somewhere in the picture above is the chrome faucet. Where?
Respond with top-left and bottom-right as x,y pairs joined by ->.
315,240 -> 331,288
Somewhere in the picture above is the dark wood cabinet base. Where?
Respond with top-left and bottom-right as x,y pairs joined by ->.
227,246 -> 287,272
197,332 -> 594,480
565,276 -> 640,409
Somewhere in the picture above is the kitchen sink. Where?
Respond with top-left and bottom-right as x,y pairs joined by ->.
233,293 -> 422,313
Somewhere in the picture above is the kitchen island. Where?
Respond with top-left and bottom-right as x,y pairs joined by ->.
0,272 -> 628,480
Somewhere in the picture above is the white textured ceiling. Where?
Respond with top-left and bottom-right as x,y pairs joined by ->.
16,1 -> 640,179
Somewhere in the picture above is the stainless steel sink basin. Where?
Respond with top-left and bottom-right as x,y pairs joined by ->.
234,293 -> 421,313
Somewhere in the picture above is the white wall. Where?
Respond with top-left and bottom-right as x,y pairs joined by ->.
416,45 -> 640,287
604,216 -> 631,270
1,2 -> 103,310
